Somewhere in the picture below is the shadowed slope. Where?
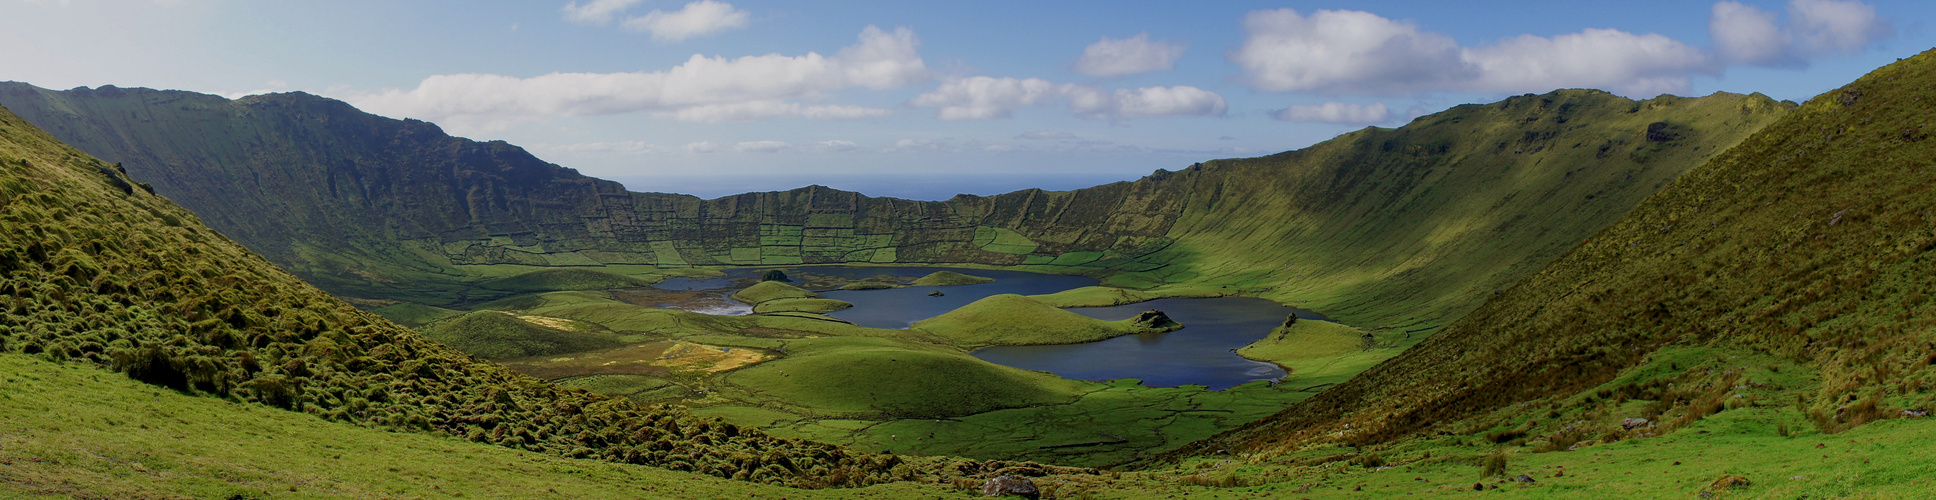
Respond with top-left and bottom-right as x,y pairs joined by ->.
1188,48 -> 1936,461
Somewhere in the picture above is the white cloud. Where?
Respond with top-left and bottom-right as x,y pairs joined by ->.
1017,130 -> 1076,140
665,101 -> 894,122
1463,29 -> 1709,97
622,0 -> 749,41
337,26 -> 925,124
1270,102 -> 1391,124
1077,85 -> 1226,119
531,140 -> 660,155
735,140 -> 790,153
1235,3 -> 1889,97
1231,9 -> 1470,95
1711,0 -> 1888,65
562,0 -> 643,25
1712,1 -> 1790,64
685,141 -> 718,153
809,140 -> 864,152
1788,0 -> 1891,55
910,76 -> 1224,121
1073,33 -> 1185,78
910,77 -> 1067,120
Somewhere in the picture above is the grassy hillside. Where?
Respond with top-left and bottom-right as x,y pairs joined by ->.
0,83 -> 1785,337
0,353 -> 967,499
1186,49 -> 1936,470
0,100 -> 931,488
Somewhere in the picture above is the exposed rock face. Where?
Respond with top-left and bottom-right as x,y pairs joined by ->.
981,475 -> 1040,498
1132,310 -> 1181,331
1282,314 -> 1299,328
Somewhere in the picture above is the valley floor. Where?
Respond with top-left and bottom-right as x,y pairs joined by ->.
12,348 -> 1936,499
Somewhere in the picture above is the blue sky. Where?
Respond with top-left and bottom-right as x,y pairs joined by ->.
1,0 -> 1928,199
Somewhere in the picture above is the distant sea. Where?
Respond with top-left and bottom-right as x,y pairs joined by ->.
607,173 -> 1142,201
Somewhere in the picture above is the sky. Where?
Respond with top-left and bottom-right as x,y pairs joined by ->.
1,0 -> 1928,199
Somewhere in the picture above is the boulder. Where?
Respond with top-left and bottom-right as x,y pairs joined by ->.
982,475 -> 1039,499
1622,417 -> 1651,430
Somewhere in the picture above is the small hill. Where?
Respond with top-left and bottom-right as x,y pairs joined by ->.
717,337 -> 1092,419
417,311 -> 622,359
1189,49 -> 1936,462
730,280 -> 818,305
908,270 -> 995,286
913,294 -> 1180,348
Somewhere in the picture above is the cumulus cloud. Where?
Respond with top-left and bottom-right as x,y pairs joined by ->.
337,26 -> 924,125
530,140 -> 659,155
1235,3 -> 1890,98
1712,0 -> 1891,65
623,0 -> 749,41
809,140 -> 864,152
665,101 -> 894,122
910,76 -> 1224,121
734,140 -> 790,153
1711,1 -> 1789,64
1073,33 -> 1186,78
685,141 -> 718,153
1270,102 -> 1391,124
1463,29 -> 1709,97
1017,130 -> 1076,140
1231,9 -> 1471,95
562,0 -> 643,25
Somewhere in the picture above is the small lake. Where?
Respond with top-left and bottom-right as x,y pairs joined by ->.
973,297 -> 1330,390
653,266 -> 1329,389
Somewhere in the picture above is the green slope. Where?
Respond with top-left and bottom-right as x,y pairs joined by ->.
0,353 -> 962,499
0,100 -> 927,488
0,83 -> 1785,337
1187,49 -> 1936,469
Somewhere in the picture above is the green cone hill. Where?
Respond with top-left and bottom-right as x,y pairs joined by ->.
0,82 -> 1787,335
